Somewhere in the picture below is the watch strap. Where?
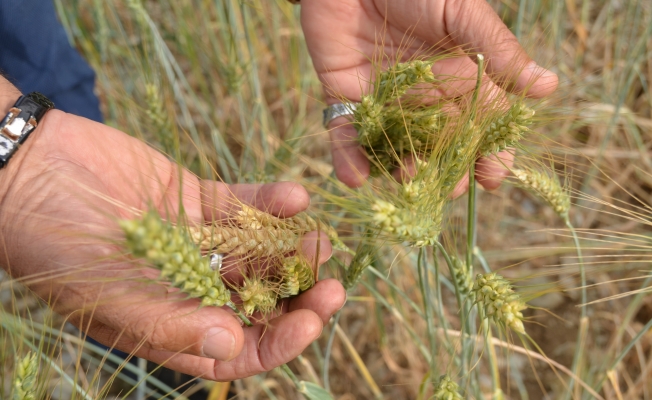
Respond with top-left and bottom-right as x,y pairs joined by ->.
0,92 -> 55,168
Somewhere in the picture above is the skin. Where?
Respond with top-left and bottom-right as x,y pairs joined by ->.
0,0 -> 558,381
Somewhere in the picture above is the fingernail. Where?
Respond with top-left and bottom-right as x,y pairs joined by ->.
203,328 -> 235,361
527,62 -> 557,80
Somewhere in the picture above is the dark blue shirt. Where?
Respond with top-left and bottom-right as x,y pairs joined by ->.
0,0 -> 102,122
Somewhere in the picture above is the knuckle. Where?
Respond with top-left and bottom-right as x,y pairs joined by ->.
125,309 -> 178,352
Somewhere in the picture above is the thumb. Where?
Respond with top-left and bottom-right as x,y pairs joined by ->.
444,0 -> 558,98
78,282 -> 245,361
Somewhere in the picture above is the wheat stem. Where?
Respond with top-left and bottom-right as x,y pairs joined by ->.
226,302 -> 252,326
322,311 -> 342,392
432,249 -> 454,356
417,248 -> 437,383
435,241 -> 472,377
564,217 -> 587,400
466,54 -> 482,276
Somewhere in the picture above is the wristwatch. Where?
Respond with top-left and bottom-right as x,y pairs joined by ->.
0,92 -> 55,168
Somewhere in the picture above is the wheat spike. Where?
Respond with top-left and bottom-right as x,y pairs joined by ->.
144,83 -> 175,154
371,200 -> 441,247
190,205 -> 343,256
344,242 -> 375,290
279,255 -> 315,298
479,102 -> 534,156
237,276 -> 279,316
431,375 -> 463,400
120,211 -> 230,307
376,60 -> 436,101
512,168 -> 570,218
13,352 -> 38,400
471,272 -> 527,334
450,257 -> 473,296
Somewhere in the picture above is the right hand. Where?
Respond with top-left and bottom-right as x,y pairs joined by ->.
301,0 -> 558,190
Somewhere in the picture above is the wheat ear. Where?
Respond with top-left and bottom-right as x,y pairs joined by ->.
120,211 -> 230,307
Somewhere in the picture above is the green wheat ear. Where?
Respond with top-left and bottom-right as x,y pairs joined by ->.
376,59 -> 436,101
13,352 -> 38,400
371,199 -> 441,247
237,275 -> 279,316
450,256 -> 473,296
478,102 -> 535,157
512,168 -> 570,218
471,272 -> 528,334
431,375 -> 463,400
120,211 -> 230,307
344,241 -> 376,290
144,83 -> 176,154
279,255 -> 315,298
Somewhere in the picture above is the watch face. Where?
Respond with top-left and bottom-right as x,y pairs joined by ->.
0,136 -> 15,157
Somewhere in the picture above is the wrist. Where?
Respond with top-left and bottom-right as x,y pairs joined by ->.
0,77 -> 23,112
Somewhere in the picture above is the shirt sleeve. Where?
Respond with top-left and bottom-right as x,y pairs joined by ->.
0,0 -> 103,122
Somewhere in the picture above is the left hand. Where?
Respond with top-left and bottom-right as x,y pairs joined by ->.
0,99 -> 345,379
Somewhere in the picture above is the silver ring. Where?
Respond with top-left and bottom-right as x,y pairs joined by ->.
322,103 -> 358,128
209,253 -> 224,271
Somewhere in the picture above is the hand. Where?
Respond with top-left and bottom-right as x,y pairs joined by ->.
300,0 -> 558,191
0,98 -> 345,379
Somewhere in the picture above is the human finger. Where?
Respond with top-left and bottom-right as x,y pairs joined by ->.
451,172 -> 470,199
98,309 -> 324,381
475,150 -> 515,191
392,155 -> 420,183
286,279 -> 346,324
299,230 -> 333,269
443,0 -> 558,98
328,116 -> 370,188
70,283 -> 245,362
200,181 -> 311,221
